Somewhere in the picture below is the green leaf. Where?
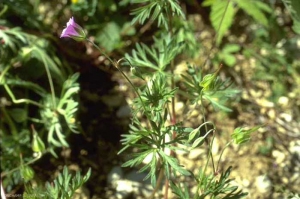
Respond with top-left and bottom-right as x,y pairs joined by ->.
222,44 -> 241,53
203,94 -> 232,112
158,150 -> 190,177
231,125 -> 262,144
235,0 -> 271,27
20,166 -> 35,182
223,54 -> 236,66
8,108 -> 27,123
200,73 -> 217,91
96,22 -> 121,52
292,20 -> 300,34
202,0 -> 216,7
210,0 -> 235,45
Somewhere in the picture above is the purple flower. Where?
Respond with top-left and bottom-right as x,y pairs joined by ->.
60,17 -> 86,41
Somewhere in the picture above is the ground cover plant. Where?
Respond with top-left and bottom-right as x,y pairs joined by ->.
1,0 -> 300,199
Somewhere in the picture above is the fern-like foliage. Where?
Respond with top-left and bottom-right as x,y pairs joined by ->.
182,64 -> 239,112
119,115 -> 192,187
23,166 -> 91,199
0,28 -> 66,83
171,167 -> 248,199
125,35 -> 184,75
128,0 -> 185,29
41,73 -> 80,147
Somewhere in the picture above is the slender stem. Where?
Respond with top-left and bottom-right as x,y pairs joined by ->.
87,39 -> 149,118
0,5 -> 8,17
194,143 -> 212,199
38,51 -> 56,108
0,107 -> 18,137
200,92 -> 216,173
216,140 -> 233,172
148,164 -> 164,199
86,39 -> 114,65
0,64 -> 12,84
4,84 -> 45,108
1,153 -> 42,178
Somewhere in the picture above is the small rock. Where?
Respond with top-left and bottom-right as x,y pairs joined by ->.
267,109 -> 276,120
278,96 -> 289,107
242,179 -> 250,187
279,113 -> 293,122
101,94 -> 123,107
272,150 -> 286,165
289,141 -> 300,157
211,138 -> 219,155
115,179 -> 136,199
116,105 -> 131,118
108,166 -> 123,186
255,175 -> 272,194
73,186 -> 90,199
188,148 -> 205,159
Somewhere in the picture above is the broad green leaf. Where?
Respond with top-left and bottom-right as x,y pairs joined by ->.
210,0 -> 235,45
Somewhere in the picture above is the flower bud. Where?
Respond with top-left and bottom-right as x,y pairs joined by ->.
20,166 -> 35,182
60,17 -> 86,42
31,126 -> 45,153
231,125 -> 262,144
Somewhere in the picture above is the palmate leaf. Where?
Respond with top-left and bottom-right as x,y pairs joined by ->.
209,0 -> 235,45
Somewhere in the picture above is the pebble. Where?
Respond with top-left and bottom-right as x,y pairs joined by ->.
116,105 -> 131,118
278,96 -> 289,107
108,166 -> 123,186
188,148 -> 205,159
272,150 -> 286,165
255,175 -> 272,194
107,166 -> 153,199
279,112 -> 292,122
211,138 -> 219,155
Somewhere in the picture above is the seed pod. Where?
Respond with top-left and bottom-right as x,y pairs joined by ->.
20,166 -> 35,182
31,125 -> 45,153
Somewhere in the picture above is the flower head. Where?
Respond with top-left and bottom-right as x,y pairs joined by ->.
60,17 -> 86,41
